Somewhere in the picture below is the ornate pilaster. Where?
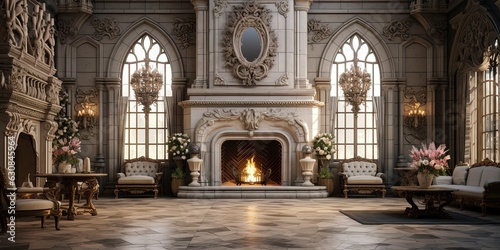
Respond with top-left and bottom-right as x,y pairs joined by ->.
190,0 -> 209,88
314,77 -> 331,134
294,0 -> 313,89
171,77 -> 188,134
102,78 -> 121,182
94,83 -> 105,169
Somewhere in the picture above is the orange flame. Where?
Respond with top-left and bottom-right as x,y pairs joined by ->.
243,156 -> 258,183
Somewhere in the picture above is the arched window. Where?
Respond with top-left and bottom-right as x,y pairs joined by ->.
331,34 -> 380,160
121,35 -> 172,160
466,40 -> 499,163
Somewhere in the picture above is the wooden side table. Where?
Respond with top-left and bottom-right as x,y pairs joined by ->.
392,186 -> 458,218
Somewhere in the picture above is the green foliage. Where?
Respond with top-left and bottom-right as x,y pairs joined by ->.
319,167 -> 333,179
171,167 -> 185,179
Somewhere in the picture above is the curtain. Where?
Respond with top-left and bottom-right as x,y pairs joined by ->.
373,96 -> 384,166
118,96 -> 128,167
329,96 -> 338,134
164,96 -> 173,133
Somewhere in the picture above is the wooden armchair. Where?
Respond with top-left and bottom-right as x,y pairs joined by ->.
114,156 -> 163,199
338,156 -> 386,198
1,168 -> 61,232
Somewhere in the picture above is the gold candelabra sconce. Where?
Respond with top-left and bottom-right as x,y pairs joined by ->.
407,102 -> 425,128
77,102 -> 96,129
75,88 -> 98,139
403,87 -> 427,140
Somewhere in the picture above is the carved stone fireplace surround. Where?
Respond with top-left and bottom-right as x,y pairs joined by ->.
178,94 -> 328,198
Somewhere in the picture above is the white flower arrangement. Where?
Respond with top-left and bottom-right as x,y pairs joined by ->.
312,133 -> 336,160
168,133 -> 191,160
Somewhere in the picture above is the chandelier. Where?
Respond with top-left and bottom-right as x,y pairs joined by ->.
130,59 -> 163,116
338,60 -> 371,115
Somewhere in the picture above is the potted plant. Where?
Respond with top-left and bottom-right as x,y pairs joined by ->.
318,166 -> 334,196
170,166 -> 185,197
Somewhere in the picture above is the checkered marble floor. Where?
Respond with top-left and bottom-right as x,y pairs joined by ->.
2,196 -> 500,249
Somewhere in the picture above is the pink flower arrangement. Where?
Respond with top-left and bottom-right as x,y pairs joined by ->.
52,137 -> 81,165
409,142 -> 451,176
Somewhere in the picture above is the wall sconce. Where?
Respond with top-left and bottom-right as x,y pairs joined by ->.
77,102 -> 96,129
403,87 -> 427,136
75,88 -> 98,139
407,102 -> 425,128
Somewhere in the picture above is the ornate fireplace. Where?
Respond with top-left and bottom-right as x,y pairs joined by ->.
177,0 -> 326,198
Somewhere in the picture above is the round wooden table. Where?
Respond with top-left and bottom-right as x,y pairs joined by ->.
36,173 -> 107,220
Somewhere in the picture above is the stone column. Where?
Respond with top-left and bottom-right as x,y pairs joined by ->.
294,0 -> 312,88
315,77 -> 332,133
171,78 -> 188,133
382,78 -> 399,184
103,78 -> 121,182
94,82 -> 106,169
427,84 -> 436,142
41,120 -> 58,175
396,82 -> 407,166
190,0 -> 209,88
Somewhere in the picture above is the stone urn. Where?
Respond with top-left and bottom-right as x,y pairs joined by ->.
299,145 -> 316,186
187,145 -> 203,187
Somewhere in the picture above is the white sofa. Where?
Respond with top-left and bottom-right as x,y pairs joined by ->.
114,156 -> 163,199
433,158 -> 500,215
338,156 -> 386,198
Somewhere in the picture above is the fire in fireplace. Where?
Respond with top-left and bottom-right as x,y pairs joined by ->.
221,140 -> 281,185
242,156 -> 260,184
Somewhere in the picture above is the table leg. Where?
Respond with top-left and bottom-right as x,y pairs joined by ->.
66,180 -> 78,220
84,178 -> 99,216
403,193 -> 421,218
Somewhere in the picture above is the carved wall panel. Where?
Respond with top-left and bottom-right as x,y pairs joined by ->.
222,1 -> 278,86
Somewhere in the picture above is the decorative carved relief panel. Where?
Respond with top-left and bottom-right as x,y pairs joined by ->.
172,18 -> 195,49
222,1 -> 278,86
307,19 -> 332,44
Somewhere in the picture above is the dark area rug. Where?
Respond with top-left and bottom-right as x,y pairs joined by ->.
339,210 -> 500,225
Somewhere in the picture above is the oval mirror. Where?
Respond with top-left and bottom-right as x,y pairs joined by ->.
241,27 -> 262,63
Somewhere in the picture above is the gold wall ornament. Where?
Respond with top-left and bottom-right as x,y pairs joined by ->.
407,102 -> 425,128
403,87 -> 427,140
338,60 -> 371,115
130,58 -> 163,116
75,88 -> 98,138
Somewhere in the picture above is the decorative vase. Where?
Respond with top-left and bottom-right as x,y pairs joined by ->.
58,161 -> 72,174
417,172 -> 434,189
171,178 -> 185,197
319,178 -> 334,196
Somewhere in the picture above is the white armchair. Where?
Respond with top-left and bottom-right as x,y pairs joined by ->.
114,156 -> 163,199
338,156 -> 386,198
1,169 -> 61,232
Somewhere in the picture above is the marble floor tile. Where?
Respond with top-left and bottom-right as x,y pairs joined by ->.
1,196 -> 500,249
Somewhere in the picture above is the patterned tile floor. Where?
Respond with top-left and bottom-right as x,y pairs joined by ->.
2,196 -> 500,249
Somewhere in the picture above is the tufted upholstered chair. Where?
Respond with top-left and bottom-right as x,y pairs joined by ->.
338,156 -> 386,198
114,156 -> 163,199
0,168 -> 61,232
